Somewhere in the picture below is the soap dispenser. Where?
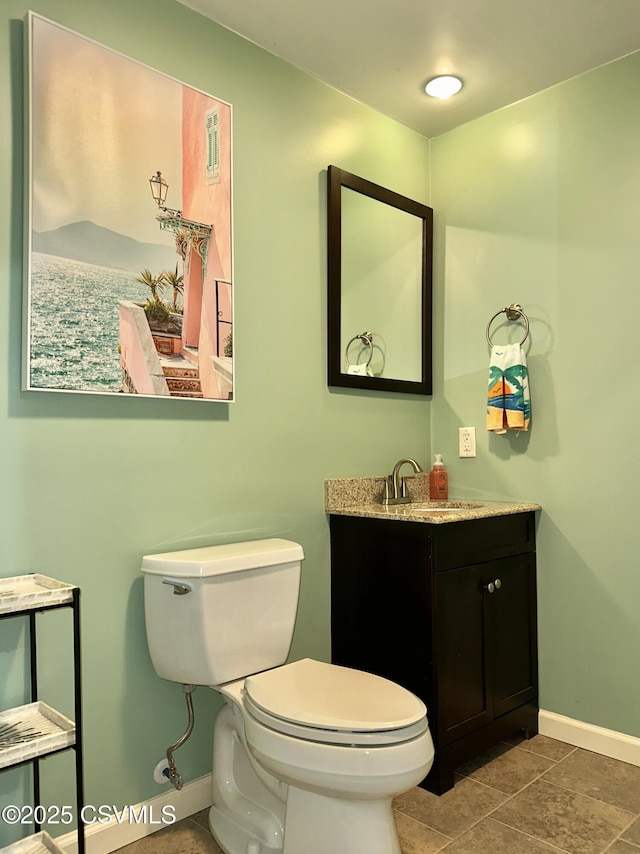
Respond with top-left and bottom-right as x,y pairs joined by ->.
429,454 -> 448,500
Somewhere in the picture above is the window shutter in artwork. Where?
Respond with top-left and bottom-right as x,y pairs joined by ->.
206,108 -> 220,183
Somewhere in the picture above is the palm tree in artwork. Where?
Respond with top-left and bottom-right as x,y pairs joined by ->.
136,269 -> 166,303
162,264 -> 184,313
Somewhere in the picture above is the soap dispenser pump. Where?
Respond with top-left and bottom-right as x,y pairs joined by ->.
429,454 -> 448,500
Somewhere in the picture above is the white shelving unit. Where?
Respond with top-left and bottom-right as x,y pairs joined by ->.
0,575 -> 84,854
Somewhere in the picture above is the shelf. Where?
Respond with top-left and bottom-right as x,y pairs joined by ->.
0,831 -> 65,853
0,574 -> 84,852
0,575 -> 75,616
0,576 -> 76,617
0,703 -> 75,770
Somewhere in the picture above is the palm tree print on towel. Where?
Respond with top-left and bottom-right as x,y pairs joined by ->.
487,358 -> 530,432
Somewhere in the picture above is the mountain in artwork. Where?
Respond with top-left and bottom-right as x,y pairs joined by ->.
32,220 -> 178,274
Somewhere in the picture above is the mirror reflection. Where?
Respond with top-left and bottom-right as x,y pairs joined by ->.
327,166 -> 433,395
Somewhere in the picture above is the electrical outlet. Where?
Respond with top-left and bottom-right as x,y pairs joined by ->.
459,427 -> 476,458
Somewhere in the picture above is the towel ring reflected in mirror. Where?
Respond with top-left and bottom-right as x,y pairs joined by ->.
486,304 -> 530,347
345,331 -> 374,370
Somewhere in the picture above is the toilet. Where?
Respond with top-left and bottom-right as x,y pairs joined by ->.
142,538 -> 434,854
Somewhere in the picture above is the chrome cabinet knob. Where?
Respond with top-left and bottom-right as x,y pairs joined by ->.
482,578 -> 503,594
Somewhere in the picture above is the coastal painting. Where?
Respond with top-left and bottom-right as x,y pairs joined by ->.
24,14 -> 233,400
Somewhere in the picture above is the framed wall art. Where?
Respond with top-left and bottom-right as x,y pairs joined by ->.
23,13 -> 234,401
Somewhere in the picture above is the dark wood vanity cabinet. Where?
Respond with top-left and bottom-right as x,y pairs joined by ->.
330,511 -> 538,794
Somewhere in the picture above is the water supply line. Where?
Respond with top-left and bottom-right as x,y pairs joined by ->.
165,684 -> 196,790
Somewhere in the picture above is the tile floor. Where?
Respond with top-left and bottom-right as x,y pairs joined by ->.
115,736 -> 640,854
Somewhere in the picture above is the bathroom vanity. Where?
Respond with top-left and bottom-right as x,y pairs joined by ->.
327,480 -> 540,794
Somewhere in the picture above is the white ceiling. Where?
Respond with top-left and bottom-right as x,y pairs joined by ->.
177,0 -> 640,138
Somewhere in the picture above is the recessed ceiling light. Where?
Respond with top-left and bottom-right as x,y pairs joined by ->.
425,75 -> 463,100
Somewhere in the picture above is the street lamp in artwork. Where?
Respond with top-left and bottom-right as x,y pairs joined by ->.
149,170 -> 170,209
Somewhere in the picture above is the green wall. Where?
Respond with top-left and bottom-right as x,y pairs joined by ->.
4,0 -> 640,843
0,0 -> 431,841
431,51 -> 640,738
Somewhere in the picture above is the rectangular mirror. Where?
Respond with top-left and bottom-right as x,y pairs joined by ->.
327,166 -> 433,395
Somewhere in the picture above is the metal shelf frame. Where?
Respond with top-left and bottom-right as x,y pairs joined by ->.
0,580 -> 85,854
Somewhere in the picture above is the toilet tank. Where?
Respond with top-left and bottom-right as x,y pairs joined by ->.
141,538 -> 304,686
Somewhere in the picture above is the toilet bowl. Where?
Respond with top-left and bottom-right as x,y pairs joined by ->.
212,660 -> 434,854
141,539 -> 434,854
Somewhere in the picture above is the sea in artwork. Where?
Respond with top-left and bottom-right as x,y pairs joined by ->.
28,252 -> 158,393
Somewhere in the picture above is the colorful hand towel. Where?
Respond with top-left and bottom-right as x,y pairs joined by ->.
486,343 -> 531,434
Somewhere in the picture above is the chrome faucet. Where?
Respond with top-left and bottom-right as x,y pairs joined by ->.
382,458 -> 423,505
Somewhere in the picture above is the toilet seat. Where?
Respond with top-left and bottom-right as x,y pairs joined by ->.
241,658 -> 428,746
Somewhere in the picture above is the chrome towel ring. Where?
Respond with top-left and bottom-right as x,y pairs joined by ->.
345,331 -> 374,371
486,304 -> 529,347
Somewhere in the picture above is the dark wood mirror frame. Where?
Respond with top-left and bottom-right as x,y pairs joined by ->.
327,165 -> 433,395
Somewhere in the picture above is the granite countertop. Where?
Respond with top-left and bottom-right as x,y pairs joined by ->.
325,475 -> 541,525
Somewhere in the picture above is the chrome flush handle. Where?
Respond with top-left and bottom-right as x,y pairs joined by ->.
162,580 -> 192,596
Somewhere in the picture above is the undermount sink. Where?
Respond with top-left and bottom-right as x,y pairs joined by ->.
408,501 -> 486,513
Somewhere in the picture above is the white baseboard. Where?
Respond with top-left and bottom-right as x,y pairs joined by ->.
55,773 -> 212,854
539,709 -> 640,767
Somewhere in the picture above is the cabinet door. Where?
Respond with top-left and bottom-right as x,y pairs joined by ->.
330,516 -> 433,703
434,552 -> 537,747
434,563 -> 492,747
487,552 -> 538,719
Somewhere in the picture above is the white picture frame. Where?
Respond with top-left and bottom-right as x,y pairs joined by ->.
23,13 -> 234,401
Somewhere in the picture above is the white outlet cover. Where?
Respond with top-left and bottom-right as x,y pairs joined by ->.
459,427 -> 476,457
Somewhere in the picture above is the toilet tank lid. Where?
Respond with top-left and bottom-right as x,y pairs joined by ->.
141,538 -> 304,578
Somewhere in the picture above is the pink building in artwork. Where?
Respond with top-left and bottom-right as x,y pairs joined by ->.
119,86 -> 233,400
